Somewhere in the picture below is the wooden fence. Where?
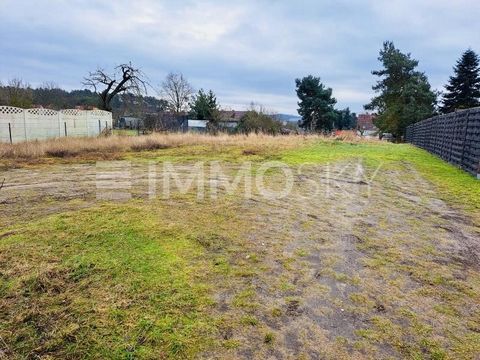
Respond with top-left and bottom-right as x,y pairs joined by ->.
405,107 -> 480,177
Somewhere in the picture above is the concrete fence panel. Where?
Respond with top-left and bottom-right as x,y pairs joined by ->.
0,106 -> 25,143
0,106 -> 112,143
60,109 -> 88,137
86,110 -> 112,136
25,108 -> 60,141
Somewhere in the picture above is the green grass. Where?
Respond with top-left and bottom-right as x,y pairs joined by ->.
0,198 -> 244,359
128,139 -> 478,212
280,141 -> 480,213
112,129 -> 140,136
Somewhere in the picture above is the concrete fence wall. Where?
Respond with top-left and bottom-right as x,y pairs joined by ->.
405,107 -> 480,177
0,106 -> 113,143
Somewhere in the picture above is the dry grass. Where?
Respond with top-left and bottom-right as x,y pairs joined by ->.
0,132 -> 367,161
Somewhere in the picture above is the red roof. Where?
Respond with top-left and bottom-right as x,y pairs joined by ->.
220,110 -> 248,122
357,113 -> 377,131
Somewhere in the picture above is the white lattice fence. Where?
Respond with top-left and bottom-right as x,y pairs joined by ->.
0,106 -> 25,143
0,107 -> 112,143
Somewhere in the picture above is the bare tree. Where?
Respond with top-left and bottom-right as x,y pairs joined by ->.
0,79 -> 33,108
83,62 -> 148,111
0,81 -> 5,105
40,81 -> 60,90
160,72 -> 194,114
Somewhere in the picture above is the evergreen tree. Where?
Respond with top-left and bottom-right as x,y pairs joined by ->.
295,75 -> 337,132
334,108 -> 357,130
365,41 -> 436,139
189,89 -> 219,120
189,89 -> 220,133
441,49 -> 480,113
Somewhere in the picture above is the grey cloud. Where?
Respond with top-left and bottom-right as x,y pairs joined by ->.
1,0 -> 479,114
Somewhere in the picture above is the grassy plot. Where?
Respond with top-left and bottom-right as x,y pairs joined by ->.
0,197 -> 249,359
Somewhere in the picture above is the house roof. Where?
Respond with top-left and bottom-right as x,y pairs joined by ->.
220,110 -> 247,122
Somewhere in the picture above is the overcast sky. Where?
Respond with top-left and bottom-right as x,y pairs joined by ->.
1,0 -> 479,114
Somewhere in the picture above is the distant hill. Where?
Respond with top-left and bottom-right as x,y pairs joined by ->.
276,113 -> 301,123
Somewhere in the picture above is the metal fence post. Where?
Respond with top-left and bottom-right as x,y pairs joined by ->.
8,123 -> 12,144
64,122 -> 67,137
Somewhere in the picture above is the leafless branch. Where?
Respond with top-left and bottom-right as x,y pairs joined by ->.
83,62 -> 150,111
160,72 -> 194,114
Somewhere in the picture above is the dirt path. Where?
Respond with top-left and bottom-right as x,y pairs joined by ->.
209,162 -> 480,359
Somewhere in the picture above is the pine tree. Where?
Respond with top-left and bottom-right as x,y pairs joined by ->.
441,49 -> 480,113
189,89 -> 219,120
295,75 -> 337,132
189,89 -> 221,133
365,41 -> 436,139
334,108 -> 357,130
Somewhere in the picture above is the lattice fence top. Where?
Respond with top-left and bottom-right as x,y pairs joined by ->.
26,108 -> 58,116
0,106 -> 24,114
61,109 -> 85,116
89,110 -> 111,117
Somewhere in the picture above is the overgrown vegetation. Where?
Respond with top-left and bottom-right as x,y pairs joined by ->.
237,108 -> 283,135
0,133 -> 317,164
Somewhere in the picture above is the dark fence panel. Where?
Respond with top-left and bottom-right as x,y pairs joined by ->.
405,107 -> 480,177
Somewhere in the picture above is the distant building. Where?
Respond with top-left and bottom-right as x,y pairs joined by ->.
186,119 -> 208,132
357,113 -> 379,138
118,116 -> 143,129
220,110 -> 247,123
185,110 -> 247,132
357,113 -> 377,131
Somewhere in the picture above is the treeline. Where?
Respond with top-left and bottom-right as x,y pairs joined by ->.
0,79 -> 167,118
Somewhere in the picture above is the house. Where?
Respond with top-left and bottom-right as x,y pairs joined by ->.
357,113 -> 377,130
357,113 -> 378,137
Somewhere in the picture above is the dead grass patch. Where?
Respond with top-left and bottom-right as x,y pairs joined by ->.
0,132 -> 375,165
130,139 -> 170,152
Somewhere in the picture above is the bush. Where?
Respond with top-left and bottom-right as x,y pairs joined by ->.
237,110 -> 282,135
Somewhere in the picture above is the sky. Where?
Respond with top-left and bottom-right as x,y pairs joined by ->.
0,0 -> 479,115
